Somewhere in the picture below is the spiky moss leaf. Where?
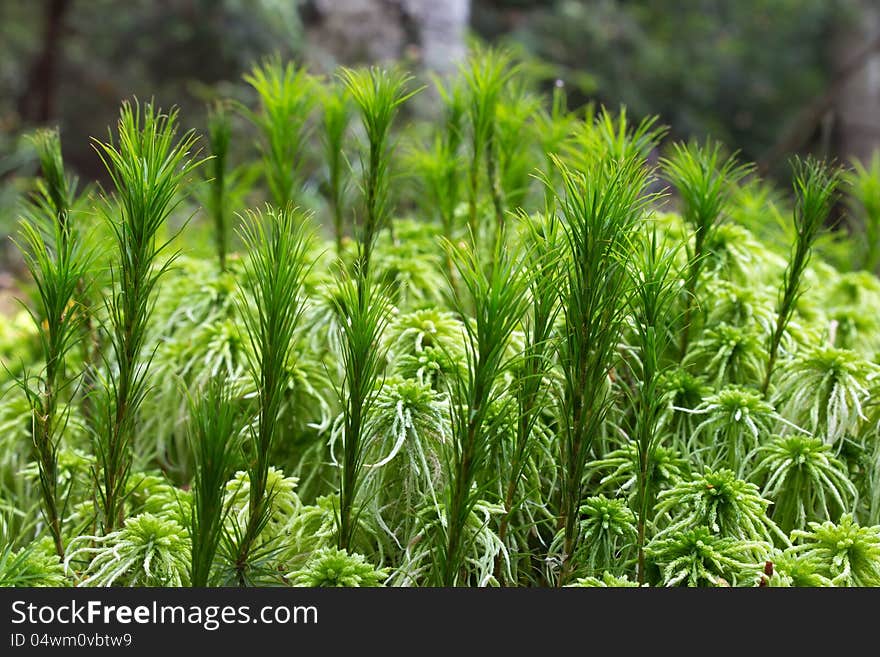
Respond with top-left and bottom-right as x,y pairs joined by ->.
655,468 -> 787,545
289,548 -> 388,587
788,514 -> 880,586
765,160 -> 842,390
93,100 -> 203,530
372,219 -> 447,309
659,368 -> 709,446
778,260 -> 840,348
65,513 -> 191,587
396,500 -> 508,587
431,228 -> 532,586
773,346 -> 878,449
285,495 -> 343,558
567,572 -> 644,587
224,467 -> 302,543
384,308 -> 467,388
727,178 -> 791,253
301,281 -> 346,375
548,145 -> 655,576
0,382 -> 89,487
566,106 -> 665,166
0,539 -> 68,587
703,279 -> 777,338
142,256 -> 247,473
761,549 -> 832,587
702,222 -> 786,286
646,526 -> 769,587
684,323 -> 767,390
124,471 -> 191,526
339,65 -> 419,277
589,442 -> 688,503
682,386 -> 786,472
232,205 -> 315,578
571,495 -> 637,575
750,434 -> 857,534
359,377 -> 449,541
816,272 -> 880,359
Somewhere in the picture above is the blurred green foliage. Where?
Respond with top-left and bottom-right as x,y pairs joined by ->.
474,0 -> 855,161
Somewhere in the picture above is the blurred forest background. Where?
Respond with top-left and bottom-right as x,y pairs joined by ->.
2,0 -> 880,268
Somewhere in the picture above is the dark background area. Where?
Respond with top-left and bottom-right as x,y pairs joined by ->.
2,0 -> 879,224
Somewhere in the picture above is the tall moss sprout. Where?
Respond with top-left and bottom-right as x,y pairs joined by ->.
244,57 -> 316,208
627,231 -> 682,582
496,213 -> 560,580
549,150 -> 652,583
662,140 -> 751,356
232,206 -> 313,582
762,158 -> 840,395
188,379 -> 240,586
321,81 -> 352,255
93,102 -> 201,531
433,236 -> 530,586
334,66 -> 418,551
13,129 -> 92,557
461,48 -> 516,248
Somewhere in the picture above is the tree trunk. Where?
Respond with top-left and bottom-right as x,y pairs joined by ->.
833,3 -> 880,165
300,0 -> 469,74
17,0 -> 71,124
